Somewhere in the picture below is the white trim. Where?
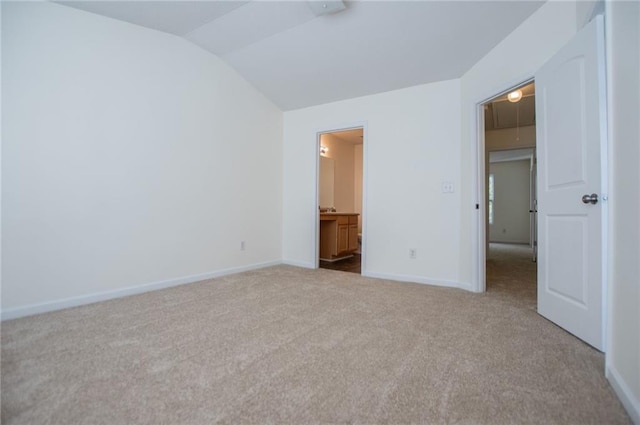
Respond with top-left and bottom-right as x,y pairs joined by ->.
313,121 -> 368,274
363,270 -> 461,289
604,1 -> 615,374
457,280 -> 475,292
361,124 -> 369,277
594,14 -> 610,359
1,260 -> 281,321
606,366 -> 640,424
315,132 -> 321,269
282,259 -> 315,269
470,100 -> 484,293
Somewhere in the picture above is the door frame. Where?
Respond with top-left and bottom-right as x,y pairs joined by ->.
313,122 -> 368,274
471,78 -> 534,293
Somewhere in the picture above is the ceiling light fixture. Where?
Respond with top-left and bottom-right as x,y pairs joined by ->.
507,89 -> 523,103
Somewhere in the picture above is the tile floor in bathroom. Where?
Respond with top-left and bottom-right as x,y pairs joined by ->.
319,254 -> 361,274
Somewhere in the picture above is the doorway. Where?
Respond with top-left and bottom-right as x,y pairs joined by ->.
317,128 -> 364,274
474,17 -> 607,351
482,82 -> 537,303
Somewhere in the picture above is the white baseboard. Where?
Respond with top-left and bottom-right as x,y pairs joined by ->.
456,281 -> 475,292
281,259 -> 315,269
362,270 -> 460,289
607,365 -> 640,424
1,260 -> 282,321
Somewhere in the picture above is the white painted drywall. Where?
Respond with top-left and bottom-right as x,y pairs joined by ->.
2,2 -> 283,315
460,1 -> 578,287
320,133 -> 355,213
489,160 -> 530,244
283,79 -> 462,286
605,0 -> 640,422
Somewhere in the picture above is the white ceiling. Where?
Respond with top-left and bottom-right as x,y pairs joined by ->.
57,1 -> 250,35
57,1 -> 545,111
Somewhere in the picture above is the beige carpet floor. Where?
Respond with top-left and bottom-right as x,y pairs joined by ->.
1,244 -> 631,424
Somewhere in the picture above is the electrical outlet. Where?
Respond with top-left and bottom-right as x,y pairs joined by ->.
409,248 -> 417,259
441,182 -> 455,193
240,241 -> 246,251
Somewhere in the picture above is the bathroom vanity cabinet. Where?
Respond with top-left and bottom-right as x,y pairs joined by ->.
319,213 -> 359,261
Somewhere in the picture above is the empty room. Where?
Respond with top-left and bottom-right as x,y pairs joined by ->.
2,1 -> 639,424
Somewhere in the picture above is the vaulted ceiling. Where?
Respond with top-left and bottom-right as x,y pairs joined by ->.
57,1 -> 545,111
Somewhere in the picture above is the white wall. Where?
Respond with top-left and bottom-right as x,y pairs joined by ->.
283,79 -> 462,287
320,133 -> 355,213
1,2 -> 283,317
460,1 -> 579,288
489,160 -> 530,244
605,0 -> 640,422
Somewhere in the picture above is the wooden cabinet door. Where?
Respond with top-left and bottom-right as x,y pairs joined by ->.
337,224 -> 349,254
348,225 -> 358,251
319,221 -> 338,259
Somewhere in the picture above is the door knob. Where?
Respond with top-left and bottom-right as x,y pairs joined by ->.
582,193 -> 598,204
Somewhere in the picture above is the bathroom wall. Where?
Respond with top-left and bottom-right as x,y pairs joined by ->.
320,133 -> 355,213
319,156 -> 335,208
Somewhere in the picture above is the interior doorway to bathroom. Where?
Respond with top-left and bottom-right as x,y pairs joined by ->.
317,127 -> 364,274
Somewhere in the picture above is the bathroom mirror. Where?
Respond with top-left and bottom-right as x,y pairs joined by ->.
319,156 -> 334,209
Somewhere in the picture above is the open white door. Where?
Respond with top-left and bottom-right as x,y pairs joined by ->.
535,16 -> 606,350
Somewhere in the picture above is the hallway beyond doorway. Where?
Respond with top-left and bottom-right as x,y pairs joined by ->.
486,243 -> 536,310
